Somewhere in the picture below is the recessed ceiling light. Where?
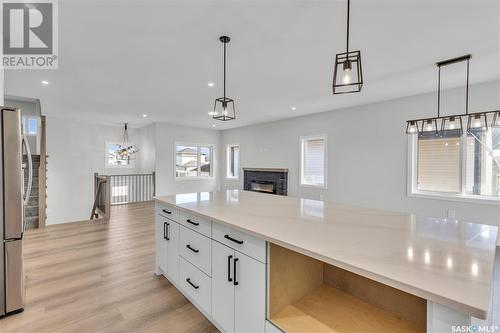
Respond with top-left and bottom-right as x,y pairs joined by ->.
208,82 -> 214,87
142,114 -> 148,118
41,80 -> 49,85
212,124 -> 216,128
291,106 -> 297,111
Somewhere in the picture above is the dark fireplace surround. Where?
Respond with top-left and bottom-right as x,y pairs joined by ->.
243,168 -> 288,196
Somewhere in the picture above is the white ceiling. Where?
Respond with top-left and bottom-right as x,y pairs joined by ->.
5,0 -> 500,129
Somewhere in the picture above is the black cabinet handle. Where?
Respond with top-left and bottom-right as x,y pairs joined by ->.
227,255 -> 233,282
163,222 -> 170,240
162,209 -> 172,215
186,244 -> 199,253
233,257 -> 239,286
225,234 -> 244,245
186,278 -> 199,289
186,219 -> 200,226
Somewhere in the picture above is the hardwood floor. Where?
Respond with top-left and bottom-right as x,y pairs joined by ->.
0,202 -> 217,333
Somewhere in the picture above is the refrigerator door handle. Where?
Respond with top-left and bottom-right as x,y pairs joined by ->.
22,133 -> 33,209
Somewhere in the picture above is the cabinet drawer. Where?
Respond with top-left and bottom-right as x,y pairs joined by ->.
180,211 -> 212,237
213,223 -> 266,263
156,203 -> 180,222
180,226 -> 212,276
179,257 -> 211,316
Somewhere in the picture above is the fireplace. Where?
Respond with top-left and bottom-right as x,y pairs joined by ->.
243,168 -> 288,196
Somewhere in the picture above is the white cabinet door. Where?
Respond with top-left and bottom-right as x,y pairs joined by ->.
234,252 -> 266,333
212,241 -> 235,333
156,217 -> 168,274
165,220 -> 180,283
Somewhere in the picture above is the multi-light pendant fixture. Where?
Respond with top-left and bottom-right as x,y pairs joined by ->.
213,36 -> 236,121
332,0 -> 363,94
406,55 -> 499,135
115,123 -> 139,159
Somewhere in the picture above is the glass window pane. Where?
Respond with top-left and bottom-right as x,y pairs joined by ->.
465,128 -> 500,197
176,145 -> 199,177
28,118 -> 37,134
302,138 -> 325,186
228,145 -> 239,178
417,135 -> 461,193
108,143 -> 130,166
200,146 -> 212,177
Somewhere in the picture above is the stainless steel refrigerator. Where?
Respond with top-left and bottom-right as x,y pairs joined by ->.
1,107 -> 32,317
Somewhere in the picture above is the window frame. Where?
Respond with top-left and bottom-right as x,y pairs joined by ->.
226,143 -> 240,180
105,142 -> 135,169
300,134 -> 328,189
407,134 -> 500,204
174,141 -> 215,181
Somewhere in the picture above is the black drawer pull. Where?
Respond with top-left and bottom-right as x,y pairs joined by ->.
225,234 -> 243,245
186,219 -> 200,226
186,278 -> 199,289
162,209 -> 172,215
233,257 -> 239,286
186,244 -> 199,253
227,255 -> 233,282
163,222 -> 170,240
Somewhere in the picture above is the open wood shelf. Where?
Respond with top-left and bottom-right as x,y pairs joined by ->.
271,284 -> 424,333
268,243 -> 426,333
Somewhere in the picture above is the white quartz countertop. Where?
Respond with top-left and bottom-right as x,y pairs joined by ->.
155,190 -> 498,318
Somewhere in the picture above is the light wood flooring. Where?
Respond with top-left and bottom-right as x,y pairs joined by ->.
0,202 -> 217,333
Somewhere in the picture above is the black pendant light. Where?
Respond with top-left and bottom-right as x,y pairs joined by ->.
332,0 -> 363,94
406,54 -> 499,135
213,36 -> 236,121
115,123 -> 139,159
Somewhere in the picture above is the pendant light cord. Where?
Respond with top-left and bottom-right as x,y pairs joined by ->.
223,40 -> 226,99
346,0 -> 350,53
465,58 -> 469,115
436,55 -> 471,118
437,67 -> 441,118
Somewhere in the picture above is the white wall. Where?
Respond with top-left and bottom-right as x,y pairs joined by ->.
220,81 -> 500,235
154,122 -> 220,196
46,117 -> 144,224
138,123 -> 156,173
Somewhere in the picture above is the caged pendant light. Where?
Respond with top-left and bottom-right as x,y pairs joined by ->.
405,54 -> 499,135
332,0 -> 363,94
213,36 -> 236,121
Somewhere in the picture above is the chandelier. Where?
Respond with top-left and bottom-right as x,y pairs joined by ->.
406,55 -> 499,135
115,123 -> 139,159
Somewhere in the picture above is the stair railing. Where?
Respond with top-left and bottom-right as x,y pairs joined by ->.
91,174 -> 110,221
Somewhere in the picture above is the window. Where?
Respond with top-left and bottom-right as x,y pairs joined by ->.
175,143 -> 214,179
409,128 -> 500,201
226,144 -> 240,179
107,143 -> 134,168
22,117 -> 38,135
300,135 -> 327,188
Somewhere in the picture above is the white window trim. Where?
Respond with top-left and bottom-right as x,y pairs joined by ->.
174,141 -> 216,181
226,143 -> 240,180
105,141 -> 135,169
299,134 -> 328,189
407,135 -> 500,205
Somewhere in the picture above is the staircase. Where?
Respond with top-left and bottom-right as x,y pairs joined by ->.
24,155 -> 40,229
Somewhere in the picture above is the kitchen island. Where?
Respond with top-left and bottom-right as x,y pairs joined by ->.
154,190 -> 498,333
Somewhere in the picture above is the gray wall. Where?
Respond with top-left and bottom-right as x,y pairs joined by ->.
220,81 -> 500,238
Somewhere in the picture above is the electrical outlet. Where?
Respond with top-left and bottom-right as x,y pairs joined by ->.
447,209 -> 456,219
